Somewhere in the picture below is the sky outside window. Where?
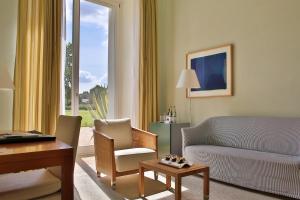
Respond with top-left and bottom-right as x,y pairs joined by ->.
66,0 -> 109,93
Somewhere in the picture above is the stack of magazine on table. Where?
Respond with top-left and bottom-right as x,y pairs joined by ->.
0,131 -> 56,144
159,155 -> 192,169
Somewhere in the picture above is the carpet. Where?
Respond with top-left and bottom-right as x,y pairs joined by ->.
74,156 -> 287,200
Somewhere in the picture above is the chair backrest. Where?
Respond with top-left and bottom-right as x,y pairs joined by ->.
48,115 -> 82,178
94,118 -> 132,150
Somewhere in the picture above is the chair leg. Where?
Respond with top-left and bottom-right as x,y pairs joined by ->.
154,171 -> 158,180
111,175 -> 116,190
97,171 -> 101,177
111,181 -> 116,190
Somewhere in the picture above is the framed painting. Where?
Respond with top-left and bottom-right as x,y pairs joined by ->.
186,44 -> 233,98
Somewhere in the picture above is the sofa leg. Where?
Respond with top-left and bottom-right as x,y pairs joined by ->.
154,171 -> 158,180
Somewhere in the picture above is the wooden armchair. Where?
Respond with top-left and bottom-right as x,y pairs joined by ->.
94,118 -> 158,188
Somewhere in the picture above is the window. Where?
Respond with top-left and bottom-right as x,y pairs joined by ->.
63,0 -> 118,155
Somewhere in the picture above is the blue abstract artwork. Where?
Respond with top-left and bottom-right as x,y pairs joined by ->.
187,44 -> 232,97
191,53 -> 227,91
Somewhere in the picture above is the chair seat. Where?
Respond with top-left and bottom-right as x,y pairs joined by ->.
115,148 -> 156,172
0,169 -> 61,200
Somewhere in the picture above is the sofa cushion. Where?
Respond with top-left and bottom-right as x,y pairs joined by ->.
184,145 -> 300,199
185,145 -> 300,167
0,169 -> 61,200
94,118 -> 132,150
115,148 -> 156,172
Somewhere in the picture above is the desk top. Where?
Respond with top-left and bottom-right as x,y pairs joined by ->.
0,140 -> 72,164
0,139 -> 74,199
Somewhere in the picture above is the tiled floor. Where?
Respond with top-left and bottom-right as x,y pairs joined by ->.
74,156 -> 287,200
78,127 -> 93,147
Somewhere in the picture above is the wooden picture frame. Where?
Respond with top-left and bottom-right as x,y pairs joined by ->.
186,44 -> 233,98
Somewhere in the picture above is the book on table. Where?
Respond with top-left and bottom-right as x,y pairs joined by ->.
0,132 -> 56,144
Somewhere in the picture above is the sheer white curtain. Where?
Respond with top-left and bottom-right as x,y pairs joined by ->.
130,0 -> 141,127
60,0 -> 67,115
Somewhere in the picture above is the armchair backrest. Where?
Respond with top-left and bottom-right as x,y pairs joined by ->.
94,118 -> 132,150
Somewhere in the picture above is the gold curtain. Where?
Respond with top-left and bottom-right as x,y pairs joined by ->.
13,0 -> 62,134
139,0 -> 158,130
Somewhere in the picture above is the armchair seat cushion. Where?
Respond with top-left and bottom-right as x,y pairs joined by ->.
0,169 -> 61,200
115,148 -> 156,172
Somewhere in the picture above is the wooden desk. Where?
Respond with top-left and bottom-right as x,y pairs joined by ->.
0,140 -> 74,200
139,160 -> 209,200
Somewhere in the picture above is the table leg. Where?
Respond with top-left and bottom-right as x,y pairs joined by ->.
61,155 -> 74,200
166,175 -> 171,190
139,166 -> 145,197
175,177 -> 181,200
203,168 -> 210,200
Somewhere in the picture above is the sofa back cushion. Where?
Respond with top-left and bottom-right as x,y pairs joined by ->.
201,116 -> 300,156
94,118 -> 132,150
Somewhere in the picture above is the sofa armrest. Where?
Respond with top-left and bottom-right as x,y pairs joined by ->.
132,128 -> 158,153
93,129 -> 116,176
182,124 -> 207,154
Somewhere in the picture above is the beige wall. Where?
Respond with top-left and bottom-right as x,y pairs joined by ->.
157,0 -> 300,125
0,0 -> 18,130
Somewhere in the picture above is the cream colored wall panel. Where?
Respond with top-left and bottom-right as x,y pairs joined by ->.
0,0 -> 18,130
157,0 -> 175,115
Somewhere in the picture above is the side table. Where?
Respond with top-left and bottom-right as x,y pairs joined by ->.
139,159 -> 210,200
149,122 -> 190,157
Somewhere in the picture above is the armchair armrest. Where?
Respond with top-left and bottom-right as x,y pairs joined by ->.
132,128 -> 158,152
93,130 -> 116,176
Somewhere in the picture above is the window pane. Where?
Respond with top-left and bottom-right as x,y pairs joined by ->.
64,0 -> 73,116
79,0 -> 110,147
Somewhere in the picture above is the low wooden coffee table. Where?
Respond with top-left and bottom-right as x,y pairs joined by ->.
139,159 -> 209,200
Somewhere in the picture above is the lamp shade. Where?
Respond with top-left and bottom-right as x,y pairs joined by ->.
176,69 -> 200,89
0,67 -> 14,90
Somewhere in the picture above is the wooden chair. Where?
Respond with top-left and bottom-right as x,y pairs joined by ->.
47,115 -> 82,179
0,115 -> 82,200
94,118 -> 158,188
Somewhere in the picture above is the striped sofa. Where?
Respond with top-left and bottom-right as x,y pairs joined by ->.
182,116 -> 300,199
